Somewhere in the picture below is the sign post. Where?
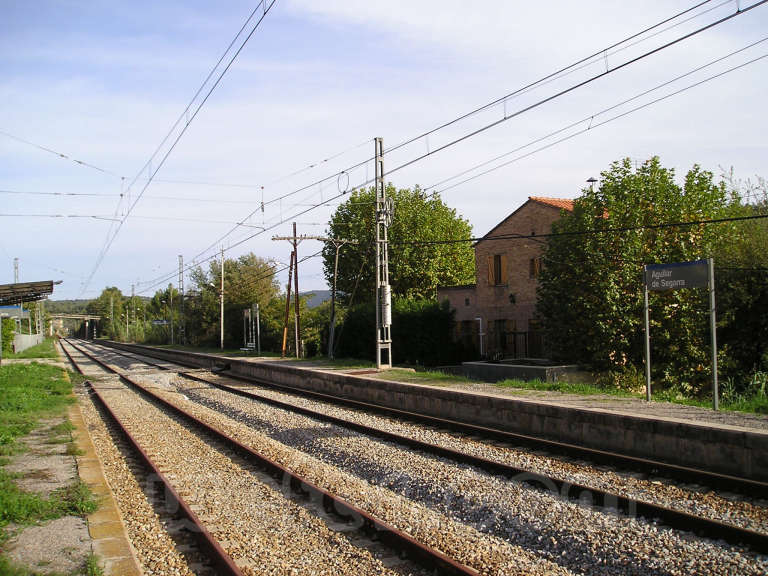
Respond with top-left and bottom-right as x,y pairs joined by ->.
643,259 -> 718,410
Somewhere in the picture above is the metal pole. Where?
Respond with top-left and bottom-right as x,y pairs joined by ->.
220,247 -> 224,351
374,137 -> 392,369
179,255 -> 185,345
328,243 -> 341,359
643,269 -> 652,402
292,222 -> 301,358
243,309 -> 247,348
256,303 -> 261,355
709,258 -> 719,411
169,283 -> 174,346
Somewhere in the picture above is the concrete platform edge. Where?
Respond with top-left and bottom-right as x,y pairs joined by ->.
102,341 -> 768,482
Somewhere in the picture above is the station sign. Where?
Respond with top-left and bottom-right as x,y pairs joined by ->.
644,259 -> 709,291
152,319 -> 169,326
642,258 -> 719,410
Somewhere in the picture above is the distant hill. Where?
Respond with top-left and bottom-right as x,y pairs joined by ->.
302,290 -> 332,309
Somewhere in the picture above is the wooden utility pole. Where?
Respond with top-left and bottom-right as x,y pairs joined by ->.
281,251 -> 294,357
292,222 -> 301,357
274,222 -> 308,358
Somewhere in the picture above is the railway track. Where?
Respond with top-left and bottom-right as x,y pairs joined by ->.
76,340 -> 768,542
98,339 -> 768,499
62,339 -> 482,576
64,340 -> 765,573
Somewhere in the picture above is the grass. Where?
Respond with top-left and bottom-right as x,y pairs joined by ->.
494,374 -> 768,414
0,470 -> 97,529
370,368 -> 472,385
0,364 -> 74,456
4,339 -> 58,360
85,554 -> 103,576
495,377 -> 637,397
0,552 -> 102,576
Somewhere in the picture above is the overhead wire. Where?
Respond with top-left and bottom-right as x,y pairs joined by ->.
134,0 -> 766,296
422,37 -> 768,196
382,0 -> 768,180
0,129 -> 126,179
383,0 -> 727,156
80,0 -> 279,298
184,3 -> 736,266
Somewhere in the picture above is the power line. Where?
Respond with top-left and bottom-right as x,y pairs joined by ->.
0,213 -> 119,222
394,213 -> 768,246
130,1 -> 767,298
383,0 -> 768,180
80,0 -> 278,298
0,129 -> 126,179
423,38 -> 768,196
384,0 -> 729,156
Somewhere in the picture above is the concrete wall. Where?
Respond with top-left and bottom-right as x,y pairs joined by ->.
13,333 -> 44,353
103,341 -> 768,482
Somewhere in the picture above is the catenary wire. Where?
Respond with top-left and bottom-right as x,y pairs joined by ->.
80,0 -> 278,298
423,40 -> 768,196
132,1 -> 767,296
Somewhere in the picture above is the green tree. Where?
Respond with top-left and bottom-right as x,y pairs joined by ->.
537,157 -> 737,393
86,287 -> 125,339
189,252 -> 281,347
716,174 -> 768,383
323,185 -> 475,301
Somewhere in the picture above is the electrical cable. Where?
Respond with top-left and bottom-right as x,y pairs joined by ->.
80,0 -> 278,298
127,0 -> 767,298
423,39 -> 768,196
383,0 -> 768,180
393,213 -> 768,246
384,0 -> 727,156
0,129 -> 126,178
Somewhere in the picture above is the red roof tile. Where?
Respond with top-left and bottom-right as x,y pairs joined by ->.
528,196 -> 574,211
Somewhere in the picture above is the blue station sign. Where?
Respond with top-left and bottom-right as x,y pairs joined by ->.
644,259 -> 709,291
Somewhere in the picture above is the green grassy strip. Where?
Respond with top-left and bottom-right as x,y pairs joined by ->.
0,471 -> 97,529
4,339 -> 58,359
0,364 -> 74,456
495,377 -> 768,414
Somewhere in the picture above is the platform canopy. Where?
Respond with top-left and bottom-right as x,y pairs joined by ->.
0,280 -> 60,306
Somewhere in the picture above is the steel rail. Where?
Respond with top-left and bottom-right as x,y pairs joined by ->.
60,341 -> 244,576
64,339 -> 481,576
92,341 -> 768,496
78,340 -> 768,552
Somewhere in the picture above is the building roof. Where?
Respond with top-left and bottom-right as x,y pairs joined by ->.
476,196 -> 574,244
0,281 -> 58,306
528,196 -> 575,211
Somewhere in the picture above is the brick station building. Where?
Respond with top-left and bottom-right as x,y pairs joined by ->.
437,196 -> 573,359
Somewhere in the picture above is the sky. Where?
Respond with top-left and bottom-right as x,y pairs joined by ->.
0,0 -> 766,301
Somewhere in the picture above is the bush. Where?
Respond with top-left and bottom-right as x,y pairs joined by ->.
1,318 -> 14,355
335,298 -> 469,366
